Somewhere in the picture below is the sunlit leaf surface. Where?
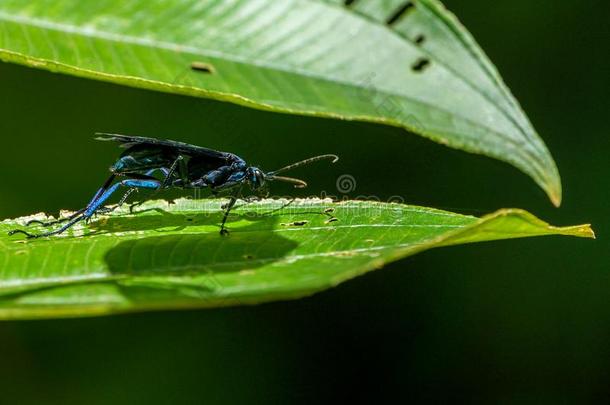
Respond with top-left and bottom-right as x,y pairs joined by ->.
0,199 -> 592,319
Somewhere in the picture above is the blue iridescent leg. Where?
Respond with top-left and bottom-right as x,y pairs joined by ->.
10,178 -> 160,239
111,168 -> 171,213
84,179 -> 160,218
26,175 -> 116,227
127,165 -> 182,213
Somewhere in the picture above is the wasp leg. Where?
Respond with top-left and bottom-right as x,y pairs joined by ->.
26,208 -> 87,228
9,178 -> 160,239
9,214 -> 88,239
243,195 -> 263,204
260,199 -> 335,221
219,186 -> 243,236
129,157 -> 184,212
219,196 -> 238,236
262,198 -> 297,216
85,179 -> 160,219
162,156 -> 185,188
101,186 -> 139,214
104,168 -> 165,213
25,175 -> 117,228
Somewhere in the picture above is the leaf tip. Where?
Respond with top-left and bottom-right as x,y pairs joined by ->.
533,159 -> 562,207
574,225 -> 595,239
549,187 -> 562,208
552,223 -> 595,239
538,158 -> 563,207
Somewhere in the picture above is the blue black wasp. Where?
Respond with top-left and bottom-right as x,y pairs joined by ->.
9,133 -> 338,238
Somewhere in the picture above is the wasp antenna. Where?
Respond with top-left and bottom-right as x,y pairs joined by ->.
268,154 -> 338,176
94,132 -> 122,141
267,175 -> 308,188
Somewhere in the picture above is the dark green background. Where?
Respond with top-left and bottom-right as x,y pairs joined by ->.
0,0 -> 607,403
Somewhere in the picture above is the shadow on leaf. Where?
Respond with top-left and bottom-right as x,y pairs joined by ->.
102,207 -> 299,275
100,207 -> 302,306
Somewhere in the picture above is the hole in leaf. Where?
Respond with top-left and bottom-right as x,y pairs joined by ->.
386,2 -> 415,25
281,220 -> 309,227
344,0 -> 358,6
411,58 -> 431,72
415,34 -> 426,45
190,61 -> 215,74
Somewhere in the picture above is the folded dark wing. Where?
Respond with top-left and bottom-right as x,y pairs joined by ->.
95,133 -> 233,161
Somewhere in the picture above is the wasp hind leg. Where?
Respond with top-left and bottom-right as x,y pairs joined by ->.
23,174 -> 117,229
9,178 -> 160,239
25,208 -> 87,228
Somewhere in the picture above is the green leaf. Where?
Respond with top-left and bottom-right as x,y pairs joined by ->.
0,0 -> 561,205
0,199 -> 593,319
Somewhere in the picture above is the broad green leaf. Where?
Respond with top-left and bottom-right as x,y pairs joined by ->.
0,199 -> 593,319
0,0 -> 561,205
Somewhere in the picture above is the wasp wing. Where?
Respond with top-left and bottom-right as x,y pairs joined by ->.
95,133 -> 238,162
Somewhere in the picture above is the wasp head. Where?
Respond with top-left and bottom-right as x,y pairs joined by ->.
246,167 -> 266,190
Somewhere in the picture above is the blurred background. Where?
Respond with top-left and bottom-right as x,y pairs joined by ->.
0,0 -> 607,403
